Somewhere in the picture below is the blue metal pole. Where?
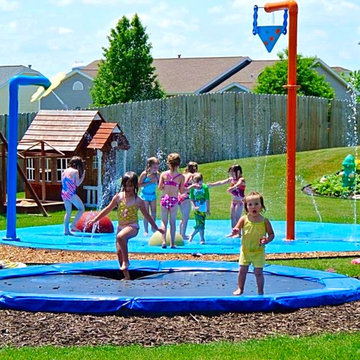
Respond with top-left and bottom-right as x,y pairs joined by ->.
4,75 -> 50,241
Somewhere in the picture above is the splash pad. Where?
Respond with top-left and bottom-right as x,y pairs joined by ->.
1,260 -> 359,315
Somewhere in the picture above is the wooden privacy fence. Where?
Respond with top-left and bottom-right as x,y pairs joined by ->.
0,93 -> 359,177
99,93 -> 360,173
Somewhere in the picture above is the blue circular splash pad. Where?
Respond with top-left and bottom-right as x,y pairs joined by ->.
1,220 -> 359,254
0,260 -> 359,315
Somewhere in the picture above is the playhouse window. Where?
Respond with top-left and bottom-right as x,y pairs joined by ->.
57,158 -> 70,182
26,158 -> 35,181
39,158 -> 52,182
93,155 -> 98,170
72,81 -> 84,91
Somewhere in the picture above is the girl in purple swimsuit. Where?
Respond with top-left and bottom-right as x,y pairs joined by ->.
208,164 -> 246,237
61,156 -> 86,235
158,153 -> 185,248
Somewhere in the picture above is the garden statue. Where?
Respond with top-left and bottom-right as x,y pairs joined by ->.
340,154 -> 356,188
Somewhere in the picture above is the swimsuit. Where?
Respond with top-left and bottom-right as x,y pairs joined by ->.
161,172 -> 181,209
190,185 -> 210,231
230,179 -> 245,206
139,176 -> 157,202
239,215 -> 266,268
61,176 -> 76,201
117,195 -> 139,231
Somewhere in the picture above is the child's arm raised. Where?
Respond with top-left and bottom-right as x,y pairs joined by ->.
207,177 -> 230,188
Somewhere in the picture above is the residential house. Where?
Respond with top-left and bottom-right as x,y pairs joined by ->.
17,110 -> 130,207
0,65 -> 43,115
39,56 -> 354,110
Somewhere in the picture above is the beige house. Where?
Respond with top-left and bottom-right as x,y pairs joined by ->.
0,65 -> 43,115
39,56 -> 354,110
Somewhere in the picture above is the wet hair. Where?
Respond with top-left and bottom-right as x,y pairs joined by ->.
192,172 -> 203,183
167,152 -> 181,170
120,171 -> 139,196
244,191 -> 266,213
184,161 -> 198,174
228,164 -> 242,180
69,156 -> 84,178
146,157 -> 160,174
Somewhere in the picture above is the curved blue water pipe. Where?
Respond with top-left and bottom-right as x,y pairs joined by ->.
4,75 -> 51,241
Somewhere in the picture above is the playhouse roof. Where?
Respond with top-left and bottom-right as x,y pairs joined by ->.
18,110 -> 104,153
87,122 -> 130,151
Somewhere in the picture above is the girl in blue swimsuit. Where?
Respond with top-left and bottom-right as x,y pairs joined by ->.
138,157 -> 160,235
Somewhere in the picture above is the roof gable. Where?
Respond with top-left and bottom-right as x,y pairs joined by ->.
0,65 -> 42,87
18,110 -> 103,153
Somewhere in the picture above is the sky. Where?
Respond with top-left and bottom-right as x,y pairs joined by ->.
0,0 -> 359,78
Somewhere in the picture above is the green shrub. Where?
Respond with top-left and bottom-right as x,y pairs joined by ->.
312,174 -> 353,198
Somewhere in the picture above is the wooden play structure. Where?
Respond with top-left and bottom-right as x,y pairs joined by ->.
1,109 -> 130,214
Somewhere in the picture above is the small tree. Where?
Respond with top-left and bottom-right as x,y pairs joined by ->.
91,14 -> 165,106
254,50 -> 335,99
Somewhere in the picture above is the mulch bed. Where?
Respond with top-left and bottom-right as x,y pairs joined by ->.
0,244 -> 359,348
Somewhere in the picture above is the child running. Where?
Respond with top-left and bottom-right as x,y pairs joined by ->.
138,157 -> 160,236
208,164 -> 245,237
88,171 -> 163,280
231,191 -> 274,295
158,153 -> 185,248
61,156 -> 85,235
188,172 -> 210,245
178,161 -> 198,239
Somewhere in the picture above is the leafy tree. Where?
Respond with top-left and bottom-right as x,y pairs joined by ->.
91,14 -> 165,106
340,70 -> 360,102
253,50 -> 335,99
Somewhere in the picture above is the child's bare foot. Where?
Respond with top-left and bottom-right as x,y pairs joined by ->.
64,231 -> 73,236
120,262 -> 129,271
200,240 -> 205,245
258,292 -> 264,295
188,235 -> 193,242
122,269 -> 130,280
143,231 -> 149,236
161,242 -> 167,249
226,232 -> 234,238
233,288 -> 243,296
181,234 -> 189,240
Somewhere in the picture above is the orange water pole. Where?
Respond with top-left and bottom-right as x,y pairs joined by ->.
265,1 -> 298,240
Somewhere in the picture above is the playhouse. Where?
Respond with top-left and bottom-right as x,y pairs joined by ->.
16,109 -> 130,209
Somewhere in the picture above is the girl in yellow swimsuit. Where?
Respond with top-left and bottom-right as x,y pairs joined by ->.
88,172 -> 163,280
231,191 -> 274,296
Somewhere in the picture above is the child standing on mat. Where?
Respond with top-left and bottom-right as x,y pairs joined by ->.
208,164 -> 245,237
61,156 -> 85,235
88,171 -> 163,280
231,191 -> 274,295
188,172 -> 210,245
158,152 -> 185,248
138,157 -> 160,236
178,161 -> 198,239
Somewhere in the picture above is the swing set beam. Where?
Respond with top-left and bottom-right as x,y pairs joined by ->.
265,1 -> 298,240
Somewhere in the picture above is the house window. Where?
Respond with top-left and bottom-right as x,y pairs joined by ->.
39,158 -> 52,182
93,155 -> 98,170
57,158 -> 70,182
26,158 -> 35,181
72,81 -> 84,91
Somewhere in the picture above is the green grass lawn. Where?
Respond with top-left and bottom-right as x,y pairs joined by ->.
1,332 -> 359,360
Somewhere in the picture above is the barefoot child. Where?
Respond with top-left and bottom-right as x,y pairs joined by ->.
232,191 -> 274,295
138,157 -> 160,236
179,161 -> 198,239
158,153 -> 185,248
208,164 -> 245,237
61,156 -> 85,235
188,173 -> 210,245
88,172 -> 163,280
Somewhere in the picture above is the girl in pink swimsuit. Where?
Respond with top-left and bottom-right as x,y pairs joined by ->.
208,164 -> 246,237
158,153 -> 185,248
